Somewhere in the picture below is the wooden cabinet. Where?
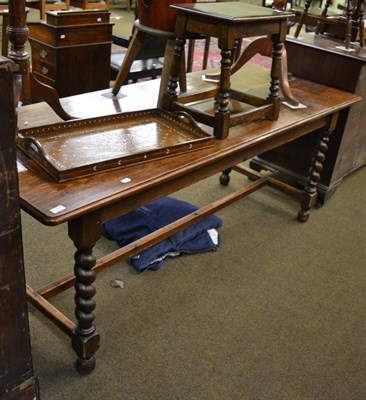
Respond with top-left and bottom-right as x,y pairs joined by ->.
251,34 -> 366,204
28,10 -> 113,98
0,57 -> 39,400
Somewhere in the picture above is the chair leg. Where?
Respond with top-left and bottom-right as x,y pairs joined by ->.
294,0 -> 314,37
112,28 -> 146,95
179,53 -> 187,92
40,0 -> 46,20
187,39 -> 195,73
203,37 -> 211,69
187,37 -> 211,72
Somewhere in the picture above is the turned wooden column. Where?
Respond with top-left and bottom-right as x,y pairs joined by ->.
7,0 -> 31,103
68,213 -> 102,374
267,34 -> 283,120
215,45 -> 232,139
163,37 -> 186,105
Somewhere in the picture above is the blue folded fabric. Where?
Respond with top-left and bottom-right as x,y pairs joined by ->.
103,196 -> 222,273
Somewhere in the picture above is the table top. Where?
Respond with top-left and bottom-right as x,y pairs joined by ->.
17,66 -> 359,226
171,2 -> 293,22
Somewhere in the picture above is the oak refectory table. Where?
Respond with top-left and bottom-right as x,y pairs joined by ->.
17,66 -> 359,374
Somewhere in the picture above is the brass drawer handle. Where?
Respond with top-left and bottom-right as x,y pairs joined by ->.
41,66 -> 49,76
40,49 -> 48,59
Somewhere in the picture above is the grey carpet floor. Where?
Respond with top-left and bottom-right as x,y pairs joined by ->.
23,162 -> 366,400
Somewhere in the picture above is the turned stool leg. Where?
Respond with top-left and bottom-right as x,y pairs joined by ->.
160,37 -> 186,109
268,34 -> 283,120
214,46 -> 232,139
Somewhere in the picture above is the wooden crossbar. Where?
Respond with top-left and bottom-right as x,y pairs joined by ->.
36,177 -> 268,301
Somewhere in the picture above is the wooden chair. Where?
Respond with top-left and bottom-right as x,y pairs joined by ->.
70,0 -> 110,11
26,0 -> 70,20
294,0 -> 365,48
318,0 -> 365,47
110,4 -> 165,85
112,0 -> 212,102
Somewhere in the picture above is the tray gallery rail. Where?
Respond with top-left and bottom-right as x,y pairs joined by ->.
18,108 -> 214,182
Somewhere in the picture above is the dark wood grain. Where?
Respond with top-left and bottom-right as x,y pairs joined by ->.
0,57 -> 39,400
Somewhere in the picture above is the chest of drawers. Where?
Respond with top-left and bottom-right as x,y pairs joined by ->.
28,10 -> 113,97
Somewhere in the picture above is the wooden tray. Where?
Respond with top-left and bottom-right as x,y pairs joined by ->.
18,109 -> 214,182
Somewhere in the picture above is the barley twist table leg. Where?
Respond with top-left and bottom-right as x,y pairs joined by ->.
297,121 -> 333,222
68,215 -> 101,374
72,246 -> 99,374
